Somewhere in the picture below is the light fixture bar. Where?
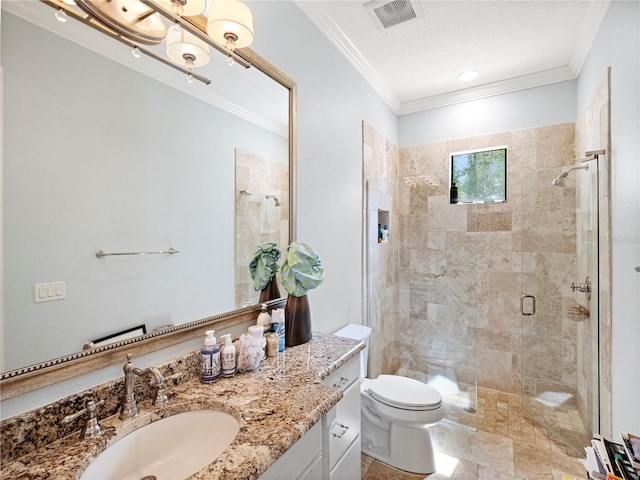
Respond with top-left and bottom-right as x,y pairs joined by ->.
40,0 -> 214,85
139,0 -> 251,69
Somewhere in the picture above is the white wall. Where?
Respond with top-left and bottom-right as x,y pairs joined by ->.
577,0 -> 640,435
248,2 -> 398,333
399,80 -> 577,146
0,1 -> 397,416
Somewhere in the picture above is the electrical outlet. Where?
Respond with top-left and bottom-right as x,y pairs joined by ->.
34,281 -> 66,303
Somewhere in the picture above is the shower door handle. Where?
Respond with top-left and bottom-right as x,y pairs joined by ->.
521,295 -> 536,315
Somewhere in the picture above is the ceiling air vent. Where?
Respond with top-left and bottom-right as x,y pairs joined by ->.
367,0 -> 420,29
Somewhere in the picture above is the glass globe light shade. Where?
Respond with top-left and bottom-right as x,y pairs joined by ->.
166,28 -> 211,68
206,0 -> 254,49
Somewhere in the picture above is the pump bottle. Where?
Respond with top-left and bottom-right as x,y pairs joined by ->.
257,303 -> 270,329
221,334 -> 237,377
200,330 -> 220,384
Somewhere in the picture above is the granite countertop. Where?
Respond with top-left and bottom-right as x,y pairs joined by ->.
0,333 -> 363,480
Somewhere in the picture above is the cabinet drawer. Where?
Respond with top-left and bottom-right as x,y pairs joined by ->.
322,355 -> 360,391
329,434 -> 361,480
323,375 -> 361,471
259,422 -> 322,480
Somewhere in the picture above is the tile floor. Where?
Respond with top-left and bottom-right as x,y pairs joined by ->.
361,387 -> 589,479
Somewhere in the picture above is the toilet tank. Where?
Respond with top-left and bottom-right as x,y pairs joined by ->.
334,324 -> 372,377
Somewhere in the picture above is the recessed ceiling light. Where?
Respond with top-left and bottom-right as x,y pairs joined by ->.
458,70 -> 479,82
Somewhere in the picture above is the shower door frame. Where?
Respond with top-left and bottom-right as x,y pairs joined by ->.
520,155 -> 601,452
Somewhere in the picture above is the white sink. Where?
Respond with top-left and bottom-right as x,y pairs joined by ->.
80,410 -> 240,480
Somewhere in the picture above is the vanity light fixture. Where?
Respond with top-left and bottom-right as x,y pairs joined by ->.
43,0 -> 254,85
207,0 -> 255,51
75,0 -> 168,45
166,27 -> 212,76
458,70 -> 479,82
157,0 -> 206,16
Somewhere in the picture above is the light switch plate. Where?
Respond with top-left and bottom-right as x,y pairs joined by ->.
34,281 -> 66,303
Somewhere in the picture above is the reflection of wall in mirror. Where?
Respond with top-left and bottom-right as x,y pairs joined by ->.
1,12 -> 289,372
235,149 -> 289,308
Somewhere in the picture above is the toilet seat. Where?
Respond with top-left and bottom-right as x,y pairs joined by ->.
366,375 -> 442,411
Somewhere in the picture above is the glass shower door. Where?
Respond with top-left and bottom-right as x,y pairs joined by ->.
520,160 -> 599,453
366,175 -> 478,430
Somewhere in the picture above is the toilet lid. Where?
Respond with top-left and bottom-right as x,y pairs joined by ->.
368,375 -> 442,409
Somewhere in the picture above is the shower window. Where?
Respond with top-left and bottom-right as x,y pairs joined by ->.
451,147 -> 507,203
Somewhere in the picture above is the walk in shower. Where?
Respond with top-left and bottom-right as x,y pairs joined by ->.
363,126 -> 603,453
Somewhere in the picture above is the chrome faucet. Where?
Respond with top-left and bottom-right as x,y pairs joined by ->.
120,354 -> 181,420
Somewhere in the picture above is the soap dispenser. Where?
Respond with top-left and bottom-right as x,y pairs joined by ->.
221,334 -> 236,377
257,303 -> 271,330
200,330 -> 220,384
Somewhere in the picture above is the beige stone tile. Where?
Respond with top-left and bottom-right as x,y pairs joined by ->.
512,439 -> 585,479
362,453 -> 375,478
429,454 -> 479,479
535,123 -> 576,170
362,457 -> 428,480
469,211 -> 513,232
430,424 -> 515,475
428,196 -> 468,232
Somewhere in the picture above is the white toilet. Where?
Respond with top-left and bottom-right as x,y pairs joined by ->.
334,324 -> 444,475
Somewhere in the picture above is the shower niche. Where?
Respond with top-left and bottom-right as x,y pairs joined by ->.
377,209 -> 389,243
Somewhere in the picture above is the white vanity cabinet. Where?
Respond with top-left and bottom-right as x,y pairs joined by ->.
321,355 -> 362,480
258,353 -> 361,480
258,422 -> 323,480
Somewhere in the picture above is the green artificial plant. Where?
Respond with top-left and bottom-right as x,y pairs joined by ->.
249,242 -> 281,291
280,241 -> 324,297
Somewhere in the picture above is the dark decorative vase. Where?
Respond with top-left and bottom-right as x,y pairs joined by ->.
285,294 -> 312,347
258,277 -> 281,304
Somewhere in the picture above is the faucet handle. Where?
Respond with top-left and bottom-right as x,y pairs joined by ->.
62,398 -> 105,439
152,371 -> 183,407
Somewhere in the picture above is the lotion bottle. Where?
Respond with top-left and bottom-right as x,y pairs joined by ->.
200,330 -> 220,384
221,334 -> 236,377
257,303 -> 270,329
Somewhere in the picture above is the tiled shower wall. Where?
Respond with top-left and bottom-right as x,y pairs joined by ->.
364,122 -> 581,398
235,148 -> 289,308
362,122 -> 401,378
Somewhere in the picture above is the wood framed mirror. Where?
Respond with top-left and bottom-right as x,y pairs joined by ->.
0,1 -> 296,400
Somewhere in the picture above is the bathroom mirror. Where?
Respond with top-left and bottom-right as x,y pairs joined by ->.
0,1 -> 296,397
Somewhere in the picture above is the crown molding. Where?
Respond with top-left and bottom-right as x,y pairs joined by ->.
568,0 -> 611,76
398,67 -> 577,115
295,0 -> 608,117
293,1 -> 402,113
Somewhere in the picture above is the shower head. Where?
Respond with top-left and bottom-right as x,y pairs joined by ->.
551,164 -> 589,187
265,195 -> 282,207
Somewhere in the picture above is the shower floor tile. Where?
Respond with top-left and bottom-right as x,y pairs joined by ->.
362,387 -> 588,480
